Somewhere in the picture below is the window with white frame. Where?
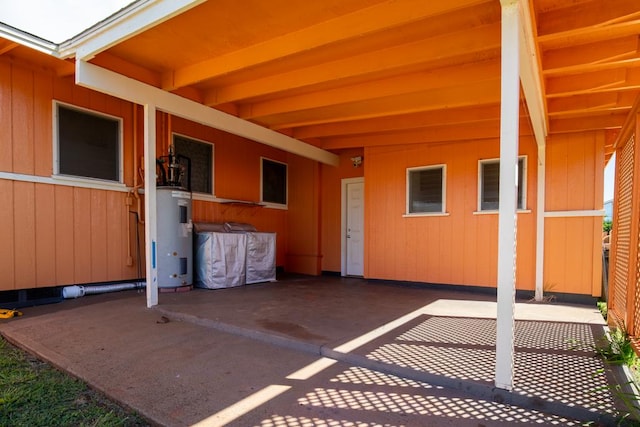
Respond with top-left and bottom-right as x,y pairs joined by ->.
479,156 -> 526,211
55,103 -> 121,182
407,165 -> 446,214
173,134 -> 214,194
261,157 -> 287,206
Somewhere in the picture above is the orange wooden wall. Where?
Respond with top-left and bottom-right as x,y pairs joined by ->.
544,132 -> 604,296
155,115 -> 305,269
0,58 -> 139,290
0,58 -> 323,291
360,137 -> 538,290
319,132 -> 604,296
0,54 -> 607,295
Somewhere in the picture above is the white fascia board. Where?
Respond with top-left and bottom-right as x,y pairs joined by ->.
0,23 -> 57,55
66,0 -> 205,61
517,0 -> 547,147
76,60 -> 340,166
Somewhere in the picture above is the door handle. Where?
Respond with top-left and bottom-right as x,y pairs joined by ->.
347,234 -> 351,238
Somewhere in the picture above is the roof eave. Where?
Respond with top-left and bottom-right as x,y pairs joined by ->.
0,22 -> 58,56
58,0 -> 205,60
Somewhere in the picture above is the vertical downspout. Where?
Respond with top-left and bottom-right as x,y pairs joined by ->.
495,0 -> 521,391
535,145 -> 545,301
144,104 -> 158,308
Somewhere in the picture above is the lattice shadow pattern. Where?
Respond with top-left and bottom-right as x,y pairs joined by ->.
368,316 -> 616,415
254,316 -> 613,426
257,367 -> 579,426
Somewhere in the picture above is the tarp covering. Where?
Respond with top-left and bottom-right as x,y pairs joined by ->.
246,232 -> 276,284
224,222 -> 257,232
195,232 -> 246,289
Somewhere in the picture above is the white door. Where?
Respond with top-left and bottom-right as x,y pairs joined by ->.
345,180 -> 364,276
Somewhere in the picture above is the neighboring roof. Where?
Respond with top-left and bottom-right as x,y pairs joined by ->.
1,0 -> 639,163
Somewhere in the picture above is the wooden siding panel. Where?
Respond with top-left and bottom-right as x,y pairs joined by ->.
107,192 -> 125,279
363,138 -> 539,289
90,190 -> 109,282
286,155 -> 321,274
34,72 -> 53,177
73,188 -> 92,283
566,135 -> 587,210
13,181 -> 36,288
544,216 -> 601,295
12,66 -> 35,175
54,186 -> 75,285
0,60 -> 12,172
546,135 -> 569,211
546,132 -> 601,211
0,180 -> 15,288
34,184 -> 56,286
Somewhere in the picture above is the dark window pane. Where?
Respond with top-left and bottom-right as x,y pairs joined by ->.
409,167 -> 443,213
174,135 -> 212,194
262,159 -> 287,205
481,161 -> 500,210
58,105 -> 119,181
517,158 -> 524,209
481,158 -> 525,210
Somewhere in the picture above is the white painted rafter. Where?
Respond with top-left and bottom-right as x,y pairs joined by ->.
75,61 -> 339,166
517,0 -> 547,148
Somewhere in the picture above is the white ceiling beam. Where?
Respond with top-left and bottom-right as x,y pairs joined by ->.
69,0 -> 205,60
517,0 -> 547,148
75,60 -> 339,166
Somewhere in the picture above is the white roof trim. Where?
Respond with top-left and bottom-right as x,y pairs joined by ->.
0,23 -> 57,55
62,0 -> 205,60
517,0 -> 547,147
76,60 -> 340,166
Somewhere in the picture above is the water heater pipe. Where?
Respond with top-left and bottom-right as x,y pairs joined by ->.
62,282 -> 146,299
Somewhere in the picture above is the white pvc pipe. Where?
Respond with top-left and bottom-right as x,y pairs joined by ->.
62,282 -> 145,299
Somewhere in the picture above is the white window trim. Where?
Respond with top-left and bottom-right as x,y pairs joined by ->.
405,164 -> 447,216
172,132 -> 215,197
260,157 -> 288,209
477,156 -> 527,212
53,100 -> 124,185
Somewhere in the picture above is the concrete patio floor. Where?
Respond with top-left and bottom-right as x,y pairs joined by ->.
0,275 -> 631,426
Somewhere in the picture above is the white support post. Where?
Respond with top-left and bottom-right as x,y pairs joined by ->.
535,145 -> 546,301
144,104 -> 159,308
495,0 -> 521,391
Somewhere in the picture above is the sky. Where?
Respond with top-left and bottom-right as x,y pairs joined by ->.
604,154 -> 615,202
0,0 -> 132,43
0,0 -> 619,202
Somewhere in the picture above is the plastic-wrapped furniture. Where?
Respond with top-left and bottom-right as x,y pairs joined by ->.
194,232 -> 246,289
245,232 -> 276,284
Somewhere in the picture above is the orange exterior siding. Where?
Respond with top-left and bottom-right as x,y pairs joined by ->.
544,132 -> 604,296
0,58 -> 138,289
286,155 -> 321,274
362,138 -> 538,290
0,181 -> 137,289
158,115 -> 300,270
0,57 -> 329,290
0,55 -> 607,295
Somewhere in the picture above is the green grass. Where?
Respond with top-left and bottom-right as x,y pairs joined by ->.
0,337 -> 148,427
